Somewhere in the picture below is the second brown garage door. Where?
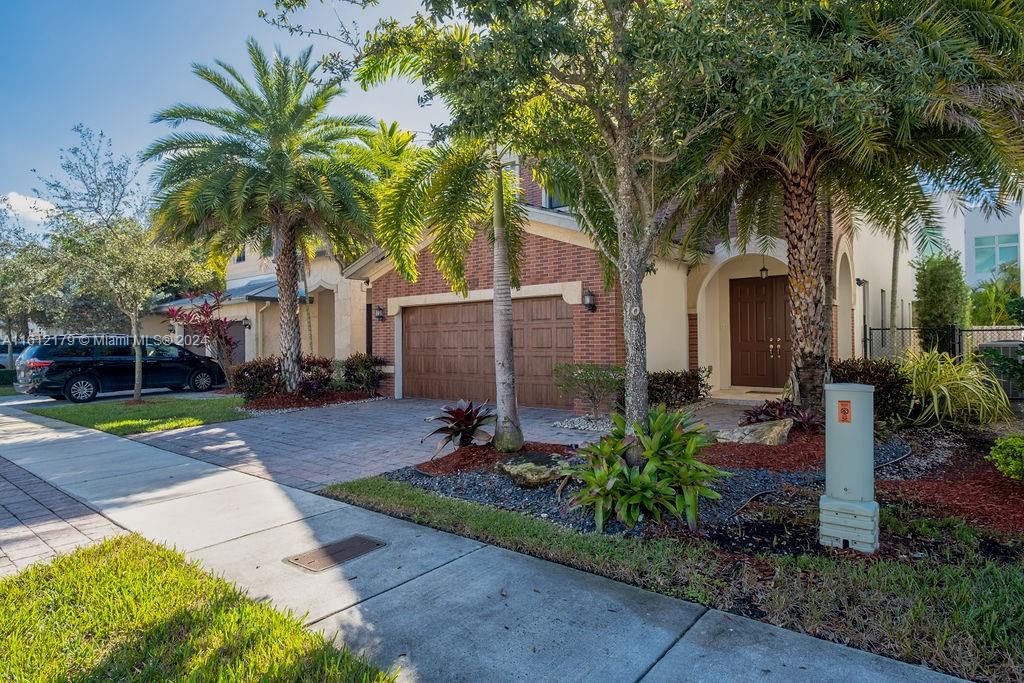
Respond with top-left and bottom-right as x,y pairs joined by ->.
402,297 -> 573,408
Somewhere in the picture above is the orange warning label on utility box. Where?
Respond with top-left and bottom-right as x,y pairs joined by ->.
837,400 -> 852,423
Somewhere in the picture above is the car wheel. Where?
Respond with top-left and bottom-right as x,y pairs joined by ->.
190,370 -> 214,392
65,376 -> 98,403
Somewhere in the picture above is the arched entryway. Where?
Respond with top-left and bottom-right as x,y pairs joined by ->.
836,252 -> 854,359
695,250 -> 789,391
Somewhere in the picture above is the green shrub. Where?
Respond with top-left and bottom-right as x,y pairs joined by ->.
231,355 -> 335,401
830,358 -> 913,423
563,406 -> 730,533
552,362 -> 622,418
1007,296 -> 1024,325
231,357 -> 280,401
340,353 -> 388,397
0,368 -> 16,385
297,355 -> 334,398
648,367 -> 712,407
913,253 -> 971,354
903,349 -> 1013,426
987,436 -> 1024,480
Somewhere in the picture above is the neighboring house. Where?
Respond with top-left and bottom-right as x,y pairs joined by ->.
934,195 -> 1023,291
143,247 -> 367,362
344,169 -> 914,409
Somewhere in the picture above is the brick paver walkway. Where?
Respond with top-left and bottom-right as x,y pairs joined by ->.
0,457 -> 124,577
128,398 -> 749,492
130,399 -> 585,491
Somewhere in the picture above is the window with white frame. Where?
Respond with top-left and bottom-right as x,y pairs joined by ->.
974,234 -> 1019,277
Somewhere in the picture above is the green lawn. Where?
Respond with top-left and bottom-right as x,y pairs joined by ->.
325,477 -> 1024,682
0,385 -> 18,396
26,396 -> 248,436
0,535 -> 392,682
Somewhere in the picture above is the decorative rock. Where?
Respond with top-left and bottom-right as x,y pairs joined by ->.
714,418 -> 793,446
498,452 -> 567,487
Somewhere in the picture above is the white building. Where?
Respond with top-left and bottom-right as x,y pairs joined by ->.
936,196 -> 1023,291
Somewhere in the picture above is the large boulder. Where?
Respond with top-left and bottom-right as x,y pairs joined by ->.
498,452 -> 566,487
714,418 -> 793,446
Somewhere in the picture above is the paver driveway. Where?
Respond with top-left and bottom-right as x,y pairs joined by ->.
130,399 -> 588,491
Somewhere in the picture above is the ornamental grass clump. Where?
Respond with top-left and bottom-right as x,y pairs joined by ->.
562,406 -> 730,533
903,349 -> 1013,426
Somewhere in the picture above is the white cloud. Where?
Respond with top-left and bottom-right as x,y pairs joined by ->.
1,192 -> 55,235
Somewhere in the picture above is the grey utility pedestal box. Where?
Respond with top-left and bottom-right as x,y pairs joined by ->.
819,383 -> 879,553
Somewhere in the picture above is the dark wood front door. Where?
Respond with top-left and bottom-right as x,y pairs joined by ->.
729,276 -> 790,388
402,297 -> 574,408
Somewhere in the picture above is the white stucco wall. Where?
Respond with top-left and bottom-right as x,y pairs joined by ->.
850,224 -> 917,356
642,258 -> 689,372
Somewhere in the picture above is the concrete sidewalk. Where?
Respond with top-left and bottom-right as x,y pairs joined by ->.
0,408 -> 956,682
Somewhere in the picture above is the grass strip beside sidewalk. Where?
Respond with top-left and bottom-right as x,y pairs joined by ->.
26,396 -> 248,436
0,534 -> 392,682
325,476 -> 1024,682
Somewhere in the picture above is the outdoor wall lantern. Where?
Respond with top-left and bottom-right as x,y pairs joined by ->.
374,305 -> 386,322
166,324 -> 175,334
583,289 -> 597,312
759,254 -> 769,279
242,316 -> 252,330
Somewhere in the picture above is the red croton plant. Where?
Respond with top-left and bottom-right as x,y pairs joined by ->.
165,292 -> 239,386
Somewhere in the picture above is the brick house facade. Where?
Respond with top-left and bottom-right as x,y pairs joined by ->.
367,228 -> 624,410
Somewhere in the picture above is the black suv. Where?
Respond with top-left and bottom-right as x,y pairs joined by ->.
15,335 -> 225,403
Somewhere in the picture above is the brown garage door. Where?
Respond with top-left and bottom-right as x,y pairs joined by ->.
402,297 -> 573,408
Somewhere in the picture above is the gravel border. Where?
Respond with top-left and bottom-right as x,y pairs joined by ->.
386,436 -> 908,534
235,396 -> 387,417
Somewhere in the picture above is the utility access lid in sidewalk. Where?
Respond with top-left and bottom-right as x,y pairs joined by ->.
286,535 -> 385,572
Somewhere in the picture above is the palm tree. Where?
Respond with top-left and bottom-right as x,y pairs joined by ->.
358,40 -> 527,452
692,0 -> 1024,406
374,137 -> 527,452
144,39 -> 376,391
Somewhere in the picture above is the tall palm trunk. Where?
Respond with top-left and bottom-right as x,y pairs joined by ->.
783,162 -> 828,408
275,224 -> 302,392
889,224 -> 902,359
490,149 -> 524,452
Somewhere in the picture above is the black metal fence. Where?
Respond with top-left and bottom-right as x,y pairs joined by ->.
866,325 -> 1024,398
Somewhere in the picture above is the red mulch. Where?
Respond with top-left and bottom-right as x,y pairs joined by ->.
418,441 -> 574,476
879,453 -> 1024,534
243,390 -> 372,411
701,431 -> 824,471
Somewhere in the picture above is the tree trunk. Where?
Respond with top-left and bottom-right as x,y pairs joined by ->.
301,251 -> 314,354
490,148 -> 524,453
275,224 -> 303,393
6,325 -> 14,369
783,163 -> 828,408
131,312 -> 143,401
889,225 -> 902,359
619,249 -> 649,451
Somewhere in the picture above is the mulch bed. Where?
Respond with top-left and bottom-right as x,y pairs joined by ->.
243,390 -> 373,411
417,441 -> 574,476
702,431 -> 824,471
880,452 -> 1024,534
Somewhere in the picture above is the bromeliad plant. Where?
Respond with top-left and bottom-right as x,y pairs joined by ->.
741,399 -> 824,433
423,399 -> 497,455
561,406 -> 730,533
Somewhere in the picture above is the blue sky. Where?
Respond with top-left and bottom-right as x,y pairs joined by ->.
0,0 -> 437,230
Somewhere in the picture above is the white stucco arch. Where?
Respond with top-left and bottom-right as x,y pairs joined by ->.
835,240 -> 856,360
694,241 -> 788,390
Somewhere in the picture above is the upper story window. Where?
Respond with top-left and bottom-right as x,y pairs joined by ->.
541,186 -> 567,211
974,234 -> 1018,277
235,248 -> 246,263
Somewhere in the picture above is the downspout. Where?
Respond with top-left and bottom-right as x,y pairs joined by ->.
256,301 -> 271,357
